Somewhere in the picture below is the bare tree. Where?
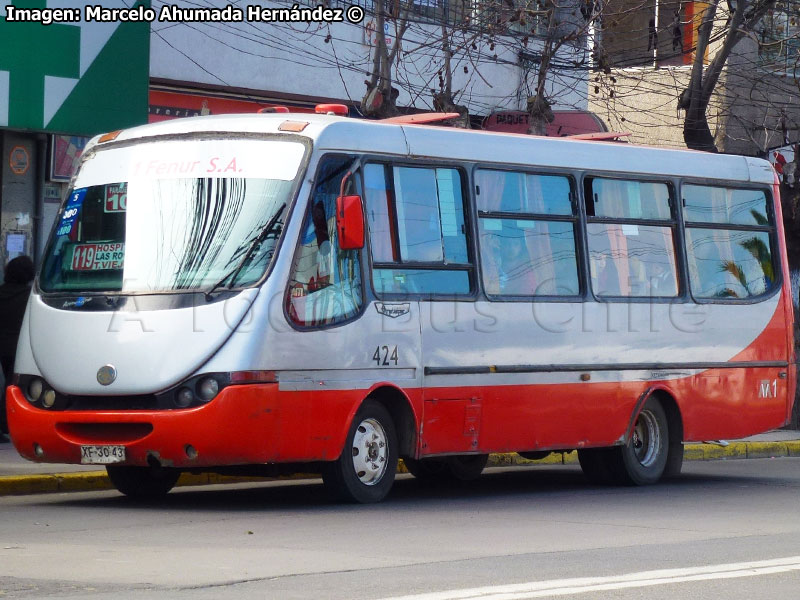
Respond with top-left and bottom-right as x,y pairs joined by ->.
431,23 -> 471,127
525,0 -> 603,135
362,0 -> 414,118
679,0 -> 778,151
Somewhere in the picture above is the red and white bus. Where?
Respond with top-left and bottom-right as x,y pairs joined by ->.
5,109 -> 795,502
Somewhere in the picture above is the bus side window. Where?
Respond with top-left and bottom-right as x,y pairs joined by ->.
585,177 -> 678,298
477,169 -> 579,297
365,163 -> 472,296
683,184 -> 775,299
286,156 -> 364,327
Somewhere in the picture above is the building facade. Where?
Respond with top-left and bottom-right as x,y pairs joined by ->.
588,0 -> 800,157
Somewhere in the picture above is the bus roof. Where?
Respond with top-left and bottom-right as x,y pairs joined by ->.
93,113 -> 776,185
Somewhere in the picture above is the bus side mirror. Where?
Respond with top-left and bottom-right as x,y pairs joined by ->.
336,195 -> 365,250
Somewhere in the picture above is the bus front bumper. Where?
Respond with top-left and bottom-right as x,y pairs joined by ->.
5,383 -> 352,468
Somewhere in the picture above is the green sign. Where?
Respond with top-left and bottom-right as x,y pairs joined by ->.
0,0 -> 150,135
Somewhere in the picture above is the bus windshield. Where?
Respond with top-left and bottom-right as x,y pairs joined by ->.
40,138 -> 305,294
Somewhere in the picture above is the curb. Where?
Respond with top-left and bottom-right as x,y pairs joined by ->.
2,440 -> 800,497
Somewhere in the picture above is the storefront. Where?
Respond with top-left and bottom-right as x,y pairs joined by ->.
0,133 -> 43,282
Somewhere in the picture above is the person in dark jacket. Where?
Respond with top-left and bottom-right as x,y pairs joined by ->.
0,256 -> 35,440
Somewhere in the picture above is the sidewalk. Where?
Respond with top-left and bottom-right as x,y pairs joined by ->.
1,430 -> 799,496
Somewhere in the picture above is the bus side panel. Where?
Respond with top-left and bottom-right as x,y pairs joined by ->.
679,295 -> 794,441
476,380 -> 636,452
416,388 -> 644,457
419,377 -> 641,455
676,366 -> 791,441
419,363 -> 791,456
419,296 -> 785,456
772,177 -> 797,424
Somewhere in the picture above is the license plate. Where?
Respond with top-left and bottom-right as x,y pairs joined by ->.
80,445 -> 126,464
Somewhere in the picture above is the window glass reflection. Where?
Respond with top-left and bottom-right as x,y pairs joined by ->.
587,223 -> 678,297
686,229 -> 773,298
42,178 -> 292,293
479,219 -> 578,296
683,185 -> 770,226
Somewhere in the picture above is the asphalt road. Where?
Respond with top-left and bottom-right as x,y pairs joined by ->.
2,458 -> 800,599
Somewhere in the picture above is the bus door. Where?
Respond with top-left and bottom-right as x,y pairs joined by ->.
420,301 -> 485,456
276,156 -> 422,458
363,162 -> 479,457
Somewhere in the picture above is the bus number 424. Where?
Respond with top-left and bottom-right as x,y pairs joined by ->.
373,345 -> 398,366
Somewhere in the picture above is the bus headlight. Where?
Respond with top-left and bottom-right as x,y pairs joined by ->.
26,378 -> 44,404
175,387 -> 194,408
42,389 -> 57,408
196,377 -> 220,402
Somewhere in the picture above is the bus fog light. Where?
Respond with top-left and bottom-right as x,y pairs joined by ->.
42,390 -> 56,408
196,377 -> 220,402
185,444 -> 198,460
27,378 -> 44,404
175,387 -> 194,408
33,443 -> 44,457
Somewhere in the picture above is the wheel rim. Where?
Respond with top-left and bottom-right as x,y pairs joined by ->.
631,409 -> 661,467
351,417 -> 389,486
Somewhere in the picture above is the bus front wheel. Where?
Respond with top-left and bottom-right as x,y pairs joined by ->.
447,454 -> 489,481
106,465 -> 181,498
403,457 -> 449,480
322,400 -> 398,503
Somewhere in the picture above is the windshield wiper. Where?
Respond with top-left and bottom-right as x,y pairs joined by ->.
204,202 -> 286,300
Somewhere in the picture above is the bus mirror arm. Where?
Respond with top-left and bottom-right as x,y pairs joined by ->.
336,194 -> 365,250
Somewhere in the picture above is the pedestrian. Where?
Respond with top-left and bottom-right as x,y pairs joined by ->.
0,255 -> 35,441
647,17 -> 658,52
672,9 -> 683,53
773,151 -> 787,183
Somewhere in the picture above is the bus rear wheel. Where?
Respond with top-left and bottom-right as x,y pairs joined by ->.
578,398 -> 669,486
106,465 -> 180,498
322,400 -> 398,503
617,398 -> 669,485
577,448 -> 618,485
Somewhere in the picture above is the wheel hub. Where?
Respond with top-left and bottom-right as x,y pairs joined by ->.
351,417 -> 388,486
632,409 -> 661,467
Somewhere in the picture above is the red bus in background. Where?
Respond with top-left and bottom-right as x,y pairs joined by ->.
483,109 -> 609,137
148,89 -> 318,123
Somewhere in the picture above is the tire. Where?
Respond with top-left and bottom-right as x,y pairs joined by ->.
518,451 -> 552,461
578,448 -> 618,485
663,407 -> 684,478
663,438 -> 684,478
106,465 -> 180,499
615,397 -> 669,485
403,457 -> 449,480
322,400 -> 398,503
446,454 -> 488,481
0,397 -> 8,435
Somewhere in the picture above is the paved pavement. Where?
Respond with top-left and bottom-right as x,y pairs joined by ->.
1,430 -> 799,496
